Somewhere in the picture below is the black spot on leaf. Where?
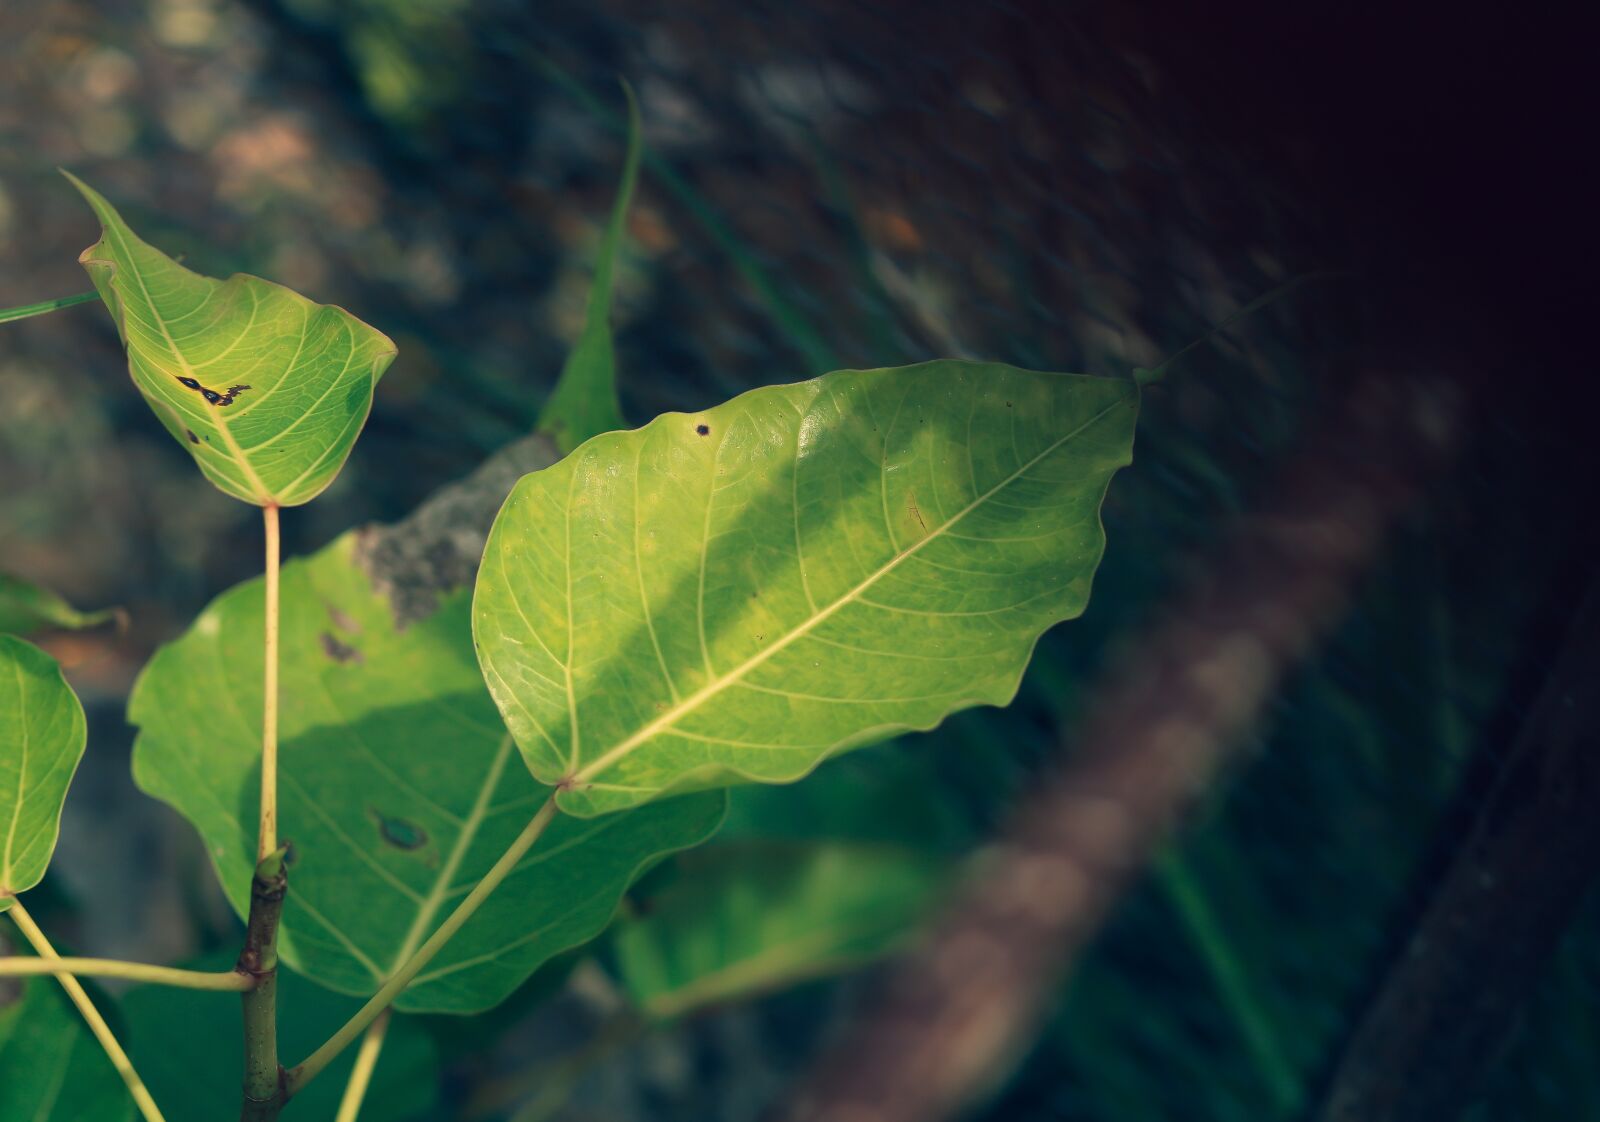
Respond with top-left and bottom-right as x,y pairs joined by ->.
320,631 -> 363,664
371,811 -> 427,851
186,429 -> 199,444
696,424 -> 710,436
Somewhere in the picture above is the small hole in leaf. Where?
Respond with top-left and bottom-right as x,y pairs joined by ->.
696,424 -> 710,436
186,429 -> 199,444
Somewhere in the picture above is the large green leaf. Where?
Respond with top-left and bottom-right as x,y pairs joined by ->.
66,173 -> 396,507
0,573 -> 120,637
536,81 -> 641,453
0,971 -> 132,1121
613,841 -> 947,1020
128,534 -> 725,1012
123,951 -> 437,1122
474,360 -> 1138,816
0,635 -> 88,910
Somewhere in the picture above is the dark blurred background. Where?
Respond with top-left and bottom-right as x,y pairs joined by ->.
2,1 -> 1594,1120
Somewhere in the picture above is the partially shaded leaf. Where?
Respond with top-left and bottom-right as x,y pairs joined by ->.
612,841 -> 947,1020
0,635 -> 87,909
129,534 -> 725,1012
474,360 -> 1138,815
0,573 -> 121,636
536,81 -> 642,452
123,950 -> 436,1122
67,173 -> 396,507
0,970 -> 132,1121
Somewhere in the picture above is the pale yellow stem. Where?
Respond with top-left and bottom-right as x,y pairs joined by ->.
334,1009 -> 392,1122
5,898 -> 169,1122
0,952 -> 252,991
260,503 -> 281,861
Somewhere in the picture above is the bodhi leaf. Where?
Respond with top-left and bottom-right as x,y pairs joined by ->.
0,635 -> 88,910
0,574 -> 121,637
123,951 -> 437,1122
536,80 -> 641,452
66,172 -> 396,507
128,534 -> 724,1012
612,841 -> 947,1020
0,970 -> 132,1121
474,359 -> 1138,816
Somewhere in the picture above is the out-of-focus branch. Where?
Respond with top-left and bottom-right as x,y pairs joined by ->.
1313,574 -> 1600,1122
779,369 -> 1463,1122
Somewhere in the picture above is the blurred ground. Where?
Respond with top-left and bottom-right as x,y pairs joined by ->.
1,1 -> 1594,1120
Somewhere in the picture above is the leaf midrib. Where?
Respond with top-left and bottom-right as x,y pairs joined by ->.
567,394 -> 1127,788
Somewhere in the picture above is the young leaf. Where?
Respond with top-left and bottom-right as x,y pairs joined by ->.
474,359 -> 1138,815
128,534 -> 724,1012
612,841 -> 947,1020
0,573 -> 121,637
536,81 -> 643,452
0,972 -> 133,1121
122,951 -> 437,1122
0,635 -> 88,909
65,173 -> 396,507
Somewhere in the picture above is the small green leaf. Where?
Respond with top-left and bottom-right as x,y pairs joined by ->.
536,81 -> 642,452
129,533 -> 724,1012
612,841 -> 947,1020
0,635 -> 88,909
474,360 -> 1138,815
0,573 -> 121,637
65,172 -> 396,507
122,951 -> 437,1122
0,971 -> 133,1121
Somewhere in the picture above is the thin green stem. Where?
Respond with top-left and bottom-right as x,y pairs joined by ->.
333,1009 -> 391,1122
5,898 -> 169,1122
0,290 -> 98,325
259,504 -> 281,861
287,796 -> 560,1097
0,953 -> 253,991
1155,851 -> 1301,1113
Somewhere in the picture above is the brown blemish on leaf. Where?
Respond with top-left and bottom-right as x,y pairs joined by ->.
319,631 -> 363,664
186,429 -> 200,444
907,491 -> 928,534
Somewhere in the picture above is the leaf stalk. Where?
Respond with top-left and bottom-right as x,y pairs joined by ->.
4,897 -> 169,1122
259,504 -> 281,862
0,952 -> 253,991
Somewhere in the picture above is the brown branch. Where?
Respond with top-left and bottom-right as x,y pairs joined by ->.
779,369 -> 1464,1122
238,846 -> 289,1122
1312,574 -> 1600,1122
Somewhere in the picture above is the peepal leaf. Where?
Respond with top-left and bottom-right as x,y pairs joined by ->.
0,972 -> 132,1121
536,80 -> 642,452
67,173 -> 396,507
1,635 -> 88,910
613,841 -> 947,1019
128,534 -> 723,1012
474,360 -> 1138,816
0,574 -> 121,637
